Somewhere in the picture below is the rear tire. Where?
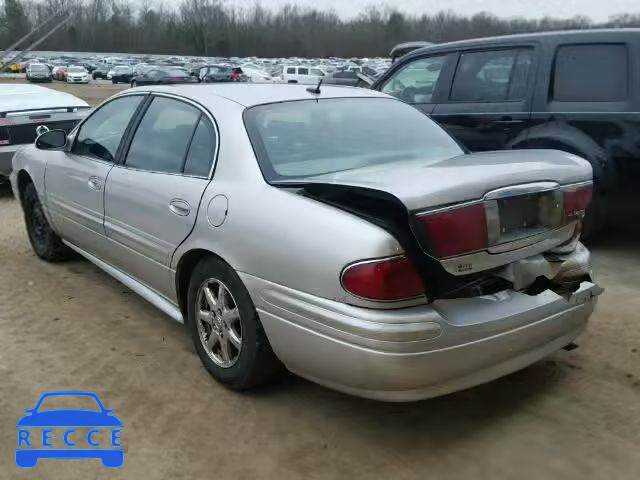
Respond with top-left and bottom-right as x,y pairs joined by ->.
187,256 -> 283,390
22,183 -> 72,262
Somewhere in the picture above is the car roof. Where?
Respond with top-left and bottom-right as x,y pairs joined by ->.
132,84 -> 390,107
408,28 -> 640,57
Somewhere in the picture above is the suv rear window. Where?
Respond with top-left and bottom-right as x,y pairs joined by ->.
553,44 -> 628,102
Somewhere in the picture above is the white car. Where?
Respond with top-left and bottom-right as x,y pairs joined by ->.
65,66 -> 90,84
242,67 -> 274,83
281,65 -> 325,85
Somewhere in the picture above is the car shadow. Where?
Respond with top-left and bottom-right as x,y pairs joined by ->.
240,353 -> 571,449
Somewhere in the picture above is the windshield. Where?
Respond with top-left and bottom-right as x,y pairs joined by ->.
68,67 -> 86,73
29,64 -> 47,71
244,97 -> 463,180
114,66 -> 131,72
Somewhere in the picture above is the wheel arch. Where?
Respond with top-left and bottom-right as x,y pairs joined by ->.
16,169 -> 34,203
508,122 -> 615,191
175,248 -> 232,322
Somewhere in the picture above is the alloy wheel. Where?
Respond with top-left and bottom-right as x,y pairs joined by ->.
195,278 -> 243,368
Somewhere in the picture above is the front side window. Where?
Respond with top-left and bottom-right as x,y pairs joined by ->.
125,97 -> 200,174
286,67 -> 295,74
72,95 -> 143,162
553,44 -> 628,102
450,49 -> 530,102
310,68 -> 324,76
381,55 -> 447,104
244,98 -> 463,180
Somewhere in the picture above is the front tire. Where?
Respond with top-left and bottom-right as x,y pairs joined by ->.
131,80 -> 137,87
23,183 -> 72,262
187,256 -> 282,390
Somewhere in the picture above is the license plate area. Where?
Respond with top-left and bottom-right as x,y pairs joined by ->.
486,189 -> 563,248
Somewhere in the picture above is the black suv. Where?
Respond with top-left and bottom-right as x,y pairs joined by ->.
372,29 -> 640,234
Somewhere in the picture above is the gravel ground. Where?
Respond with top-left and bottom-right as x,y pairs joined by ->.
0,82 -> 639,479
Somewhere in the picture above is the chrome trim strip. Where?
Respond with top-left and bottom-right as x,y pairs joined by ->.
483,181 -> 559,200
63,240 -> 184,323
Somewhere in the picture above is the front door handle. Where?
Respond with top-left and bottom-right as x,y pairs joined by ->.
169,199 -> 191,216
88,176 -> 103,191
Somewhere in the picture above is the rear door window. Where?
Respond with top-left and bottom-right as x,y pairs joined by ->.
552,44 -> 628,102
450,49 -> 531,102
125,97 -> 200,174
183,117 -> 216,177
298,68 -> 309,75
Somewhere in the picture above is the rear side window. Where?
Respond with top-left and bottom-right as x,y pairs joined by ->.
183,117 -> 216,177
125,97 -> 200,174
298,68 -> 309,75
553,44 -> 628,102
450,49 -> 531,102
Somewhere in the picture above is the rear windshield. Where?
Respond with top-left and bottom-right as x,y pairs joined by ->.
244,97 -> 463,181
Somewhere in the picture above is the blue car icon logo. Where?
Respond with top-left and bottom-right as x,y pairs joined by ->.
16,391 -> 123,468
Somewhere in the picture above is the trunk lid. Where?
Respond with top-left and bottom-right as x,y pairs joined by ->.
292,149 -> 593,277
306,150 -> 591,211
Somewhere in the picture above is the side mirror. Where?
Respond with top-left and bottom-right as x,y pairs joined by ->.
36,130 -> 67,150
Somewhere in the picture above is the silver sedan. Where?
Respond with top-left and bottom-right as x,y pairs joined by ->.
11,84 -> 602,401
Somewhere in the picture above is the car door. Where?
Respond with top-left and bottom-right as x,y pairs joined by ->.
103,95 -> 217,299
431,48 -> 534,151
45,94 -> 146,258
378,53 -> 456,115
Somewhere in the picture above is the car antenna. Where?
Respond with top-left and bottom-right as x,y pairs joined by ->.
306,78 -> 323,96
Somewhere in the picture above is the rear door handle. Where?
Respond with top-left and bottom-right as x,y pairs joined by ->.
169,199 -> 191,216
88,176 -> 103,191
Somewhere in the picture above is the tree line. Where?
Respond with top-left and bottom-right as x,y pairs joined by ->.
2,0 -> 640,58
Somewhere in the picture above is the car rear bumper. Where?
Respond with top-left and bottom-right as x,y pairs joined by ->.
240,257 -> 601,401
0,145 -> 19,178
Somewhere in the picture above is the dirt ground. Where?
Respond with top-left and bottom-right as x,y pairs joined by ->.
0,82 -> 639,479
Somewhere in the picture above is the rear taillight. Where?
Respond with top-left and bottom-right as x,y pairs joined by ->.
563,184 -> 593,220
341,256 -> 426,301
417,204 -> 488,258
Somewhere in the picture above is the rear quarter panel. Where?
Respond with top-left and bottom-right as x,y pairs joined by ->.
170,100 -> 404,307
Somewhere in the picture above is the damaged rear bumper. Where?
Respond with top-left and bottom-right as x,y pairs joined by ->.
241,244 -> 602,401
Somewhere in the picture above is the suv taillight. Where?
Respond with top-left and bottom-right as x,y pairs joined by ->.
417,204 -> 488,258
341,256 -> 426,301
563,184 -> 593,220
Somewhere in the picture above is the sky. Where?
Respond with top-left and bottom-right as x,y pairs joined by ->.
228,0 -> 640,21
